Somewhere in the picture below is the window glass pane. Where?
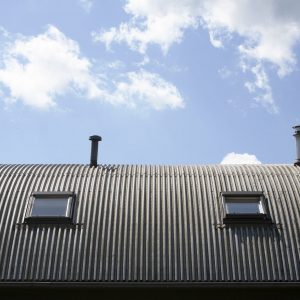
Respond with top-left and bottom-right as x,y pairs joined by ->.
225,198 -> 264,214
31,198 -> 69,216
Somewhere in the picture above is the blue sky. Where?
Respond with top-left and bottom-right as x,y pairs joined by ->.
0,0 -> 299,165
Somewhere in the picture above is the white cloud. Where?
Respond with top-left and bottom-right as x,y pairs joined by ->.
200,0 -> 300,77
78,0 -> 93,13
0,26 -> 184,111
92,0 -> 199,54
0,25 -> 105,109
221,152 -> 262,165
96,0 -> 300,113
244,64 -> 278,114
109,70 -> 184,110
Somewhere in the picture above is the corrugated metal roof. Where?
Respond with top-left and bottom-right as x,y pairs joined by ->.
1,164 -> 300,282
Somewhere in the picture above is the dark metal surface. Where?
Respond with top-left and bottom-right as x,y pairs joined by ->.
89,135 -> 102,167
0,164 -> 300,282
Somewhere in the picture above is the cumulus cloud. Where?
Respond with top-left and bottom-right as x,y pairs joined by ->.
109,70 -> 184,110
221,152 -> 262,165
0,25 -> 105,109
95,0 -> 300,113
0,26 -> 184,111
200,0 -> 300,77
92,0 -> 199,54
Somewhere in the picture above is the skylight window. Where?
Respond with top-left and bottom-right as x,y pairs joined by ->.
225,198 -> 264,214
222,192 -> 271,224
25,192 -> 75,224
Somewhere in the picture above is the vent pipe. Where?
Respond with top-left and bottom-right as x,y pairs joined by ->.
89,135 -> 102,167
293,126 -> 300,166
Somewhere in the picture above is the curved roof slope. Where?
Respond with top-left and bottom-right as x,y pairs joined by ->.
1,164 -> 300,282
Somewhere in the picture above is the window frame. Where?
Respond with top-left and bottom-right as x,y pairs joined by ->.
222,191 -> 272,224
24,192 -> 75,224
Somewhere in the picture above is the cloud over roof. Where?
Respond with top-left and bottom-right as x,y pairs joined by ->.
221,152 -> 262,165
95,0 -> 300,113
0,26 -> 184,111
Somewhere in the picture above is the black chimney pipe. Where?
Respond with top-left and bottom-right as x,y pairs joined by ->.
89,135 -> 102,167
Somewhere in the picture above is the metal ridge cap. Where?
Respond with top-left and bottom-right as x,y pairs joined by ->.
1,282 -> 300,289
0,163 -> 295,167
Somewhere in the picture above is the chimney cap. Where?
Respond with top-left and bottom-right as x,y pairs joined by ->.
89,135 -> 102,141
293,126 -> 300,136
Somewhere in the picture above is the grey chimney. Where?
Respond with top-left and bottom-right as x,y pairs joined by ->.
89,135 -> 102,167
293,126 -> 300,166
